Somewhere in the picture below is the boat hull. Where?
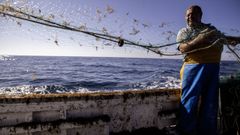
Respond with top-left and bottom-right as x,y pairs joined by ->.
0,89 -> 180,135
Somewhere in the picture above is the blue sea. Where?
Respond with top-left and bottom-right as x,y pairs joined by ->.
0,56 -> 239,95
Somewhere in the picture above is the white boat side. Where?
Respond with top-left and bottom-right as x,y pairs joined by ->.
0,89 -> 180,135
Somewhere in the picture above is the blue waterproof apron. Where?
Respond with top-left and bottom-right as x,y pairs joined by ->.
178,63 -> 220,135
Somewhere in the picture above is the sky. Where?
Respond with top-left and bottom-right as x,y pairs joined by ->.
0,0 -> 240,60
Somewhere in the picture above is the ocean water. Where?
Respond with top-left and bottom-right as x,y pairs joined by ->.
0,56 -> 239,95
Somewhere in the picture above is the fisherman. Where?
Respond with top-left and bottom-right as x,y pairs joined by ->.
176,5 -> 240,135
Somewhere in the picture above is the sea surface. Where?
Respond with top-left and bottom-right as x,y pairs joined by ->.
0,56 -> 239,95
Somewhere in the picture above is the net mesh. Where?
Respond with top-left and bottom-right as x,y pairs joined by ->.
220,73 -> 240,134
0,0 -> 185,56
0,0 -> 239,59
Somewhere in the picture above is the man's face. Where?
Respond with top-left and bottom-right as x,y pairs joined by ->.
185,8 -> 202,27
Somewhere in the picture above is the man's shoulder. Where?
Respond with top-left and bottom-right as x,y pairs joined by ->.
178,23 -> 217,33
177,27 -> 192,41
177,27 -> 194,38
178,27 -> 190,33
203,23 -> 216,30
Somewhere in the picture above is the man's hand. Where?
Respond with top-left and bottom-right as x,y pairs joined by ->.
196,28 -> 221,44
225,36 -> 240,46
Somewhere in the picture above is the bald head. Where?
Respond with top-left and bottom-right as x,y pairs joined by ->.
185,5 -> 203,27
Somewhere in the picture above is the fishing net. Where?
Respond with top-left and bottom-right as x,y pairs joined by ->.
219,73 -> 240,135
0,0 -> 236,58
0,0 -> 240,60
0,0 -> 181,58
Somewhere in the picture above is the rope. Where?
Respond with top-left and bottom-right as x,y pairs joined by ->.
0,5 -> 191,49
227,45 -> 240,63
0,4 -> 239,60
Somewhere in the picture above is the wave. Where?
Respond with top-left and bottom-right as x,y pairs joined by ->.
120,69 -> 154,74
0,55 -> 16,61
29,77 -> 66,84
63,81 -> 119,89
85,64 -> 123,69
131,76 -> 181,90
0,76 -> 181,95
0,85 -> 89,95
